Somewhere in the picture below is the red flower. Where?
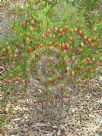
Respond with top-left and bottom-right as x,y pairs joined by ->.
65,67 -> 69,73
68,37 -> 73,42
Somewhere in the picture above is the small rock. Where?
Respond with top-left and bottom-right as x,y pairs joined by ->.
13,118 -> 20,121
52,125 -> 57,129
57,130 -> 61,136
45,133 -> 54,136
59,125 -> 67,132
28,130 -> 35,136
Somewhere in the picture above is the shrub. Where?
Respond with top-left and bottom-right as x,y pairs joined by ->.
0,0 -> 101,127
